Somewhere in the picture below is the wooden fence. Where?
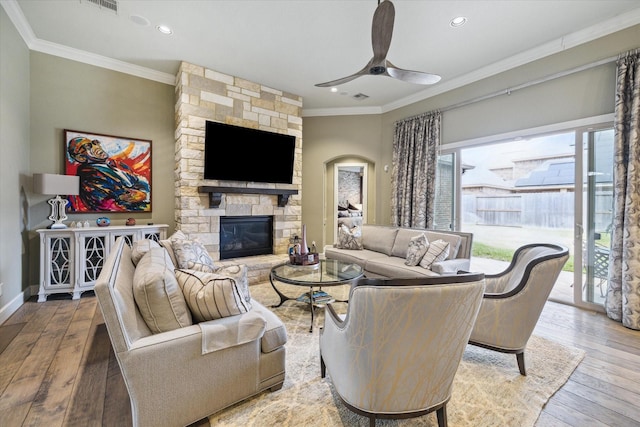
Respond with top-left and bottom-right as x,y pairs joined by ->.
462,192 -> 613,230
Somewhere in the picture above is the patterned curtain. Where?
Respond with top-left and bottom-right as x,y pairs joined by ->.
390,111 -> 441,228
606,48 -> 640,330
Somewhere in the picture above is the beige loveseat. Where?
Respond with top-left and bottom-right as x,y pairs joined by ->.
324,224 -> 473,278
95,237 -> 287,427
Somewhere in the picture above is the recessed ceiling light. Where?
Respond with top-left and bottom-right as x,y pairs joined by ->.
156,24 -> 173,35
450,16 -> 467,27
330,87 -> 338,93
130,15 -> 150,26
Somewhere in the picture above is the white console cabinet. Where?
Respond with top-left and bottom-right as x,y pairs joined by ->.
37,224 -> 168,302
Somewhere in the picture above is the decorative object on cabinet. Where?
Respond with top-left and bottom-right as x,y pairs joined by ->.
37,224 -> 168,302
126,217 -> 136,226
64,129 -> 152,213
96,217 -> 110,227
33,173 -> 80,229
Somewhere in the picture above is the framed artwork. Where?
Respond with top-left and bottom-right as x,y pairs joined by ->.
64,129 -> 152,213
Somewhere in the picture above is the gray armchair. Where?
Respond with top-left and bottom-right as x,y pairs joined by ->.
469,243 -> 569,375
320,274 -> 486,427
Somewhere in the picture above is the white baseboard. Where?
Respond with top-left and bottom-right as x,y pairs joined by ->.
0,288 -> 31,325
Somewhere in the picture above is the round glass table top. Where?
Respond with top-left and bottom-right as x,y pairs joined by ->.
271,259 -> 363,286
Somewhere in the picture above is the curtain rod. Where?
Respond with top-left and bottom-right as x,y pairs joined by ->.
399,55 -> 618,123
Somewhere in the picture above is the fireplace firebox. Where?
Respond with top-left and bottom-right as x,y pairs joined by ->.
220,216 -> 273,259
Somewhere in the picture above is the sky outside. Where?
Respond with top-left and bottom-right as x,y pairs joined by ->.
461,132 -> 576,169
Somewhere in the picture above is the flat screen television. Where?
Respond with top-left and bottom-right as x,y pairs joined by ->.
204,120 -> 296,184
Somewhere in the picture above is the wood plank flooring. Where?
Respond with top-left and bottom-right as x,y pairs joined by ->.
0,291 -> 639,426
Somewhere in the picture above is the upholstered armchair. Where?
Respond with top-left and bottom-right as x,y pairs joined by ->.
319,274 -> 486,427
469,243 -> 569,375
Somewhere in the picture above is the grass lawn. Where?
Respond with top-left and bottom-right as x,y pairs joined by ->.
472,241 -> 575,272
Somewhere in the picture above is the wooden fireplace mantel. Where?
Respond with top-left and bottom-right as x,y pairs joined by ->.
198,186 -> 299,208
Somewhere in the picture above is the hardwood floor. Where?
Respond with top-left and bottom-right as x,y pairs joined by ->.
1,292 -> 639,426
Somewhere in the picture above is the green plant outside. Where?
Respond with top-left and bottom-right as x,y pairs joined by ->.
472,242 -> 575,272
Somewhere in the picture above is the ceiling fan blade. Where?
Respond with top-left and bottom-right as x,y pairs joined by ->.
314,60 -> 373,87
387,61 -> 441,85
314,70 -> 368,88
371,0 -> 395,61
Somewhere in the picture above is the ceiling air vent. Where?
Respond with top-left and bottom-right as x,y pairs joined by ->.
352,93 -> 369,101
83,0 -> 118,14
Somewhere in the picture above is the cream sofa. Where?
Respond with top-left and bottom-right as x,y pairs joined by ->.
324,225 -> 473,278
95,237 -> 287,427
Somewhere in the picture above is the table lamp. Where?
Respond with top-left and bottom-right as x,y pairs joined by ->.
33,173 -> 80,229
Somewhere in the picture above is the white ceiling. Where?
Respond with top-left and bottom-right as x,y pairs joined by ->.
4,0 -> 640,116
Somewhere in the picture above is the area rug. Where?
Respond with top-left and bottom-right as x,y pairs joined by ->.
209,282 -> 585,426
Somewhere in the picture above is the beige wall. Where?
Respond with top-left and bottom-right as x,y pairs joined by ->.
301,115 -> 383,248
0,7 -> 31,318
303,24 -> 640,231
27,53 -> 175,287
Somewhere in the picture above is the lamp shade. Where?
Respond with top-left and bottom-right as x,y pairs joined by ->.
33,173 -> 79,196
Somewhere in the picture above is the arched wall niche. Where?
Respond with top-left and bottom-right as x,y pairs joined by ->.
324,155 -> 375,247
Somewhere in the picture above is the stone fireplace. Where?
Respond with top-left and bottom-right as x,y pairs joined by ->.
173,62 -> 303,282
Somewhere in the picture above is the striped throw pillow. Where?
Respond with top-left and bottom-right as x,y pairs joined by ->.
175,269 -> 252,322
419,239 -> 450,269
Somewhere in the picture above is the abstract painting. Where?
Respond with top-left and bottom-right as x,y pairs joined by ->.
64,129 -> 152,213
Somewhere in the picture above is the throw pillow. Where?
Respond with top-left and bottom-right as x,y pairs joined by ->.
175,269 -> 252,322
158,229 -> 188,267
131,239 -> 160,266
214,264 -> 251,303
185,261 -> 215,273
159,239 -> 178,267
171,238 -> 216,271
334,224 -> 363,250
186,262 -> 251,304
133,248 -> 193,333
405,233 -> 429,266
419,239 -> 450,269
168,229 -> 188,242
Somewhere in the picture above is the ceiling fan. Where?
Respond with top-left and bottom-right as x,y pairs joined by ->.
315,0 -> 441,88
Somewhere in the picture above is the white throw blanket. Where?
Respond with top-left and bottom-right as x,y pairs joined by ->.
199,310 -> 266,354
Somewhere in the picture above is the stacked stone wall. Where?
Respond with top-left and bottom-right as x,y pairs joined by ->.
174,62 -> 303,262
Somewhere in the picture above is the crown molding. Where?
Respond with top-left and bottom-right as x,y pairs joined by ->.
31,39 -> 176,85
4,0 -> 640,114
301,106 -> 382,117
1,0 -> 35,44
381,8 -> 640,114
1,0 -> 175,85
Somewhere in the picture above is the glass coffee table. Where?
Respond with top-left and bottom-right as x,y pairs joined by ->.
270,259 -> 364,332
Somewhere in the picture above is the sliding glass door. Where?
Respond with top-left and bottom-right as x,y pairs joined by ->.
578,128 -> 614,306
433,153 -> 456,231
438,123 -> 614,309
